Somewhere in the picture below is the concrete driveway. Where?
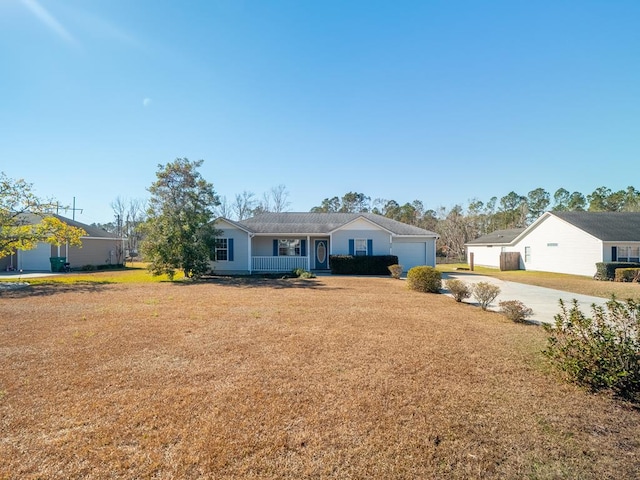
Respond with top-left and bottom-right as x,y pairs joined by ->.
441,272 -> 610,325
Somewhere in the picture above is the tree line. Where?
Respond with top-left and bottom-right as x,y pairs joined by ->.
310,186 -> 640,260
106,178 -> 640,267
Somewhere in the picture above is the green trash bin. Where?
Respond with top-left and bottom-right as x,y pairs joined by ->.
50,257 -> 66,272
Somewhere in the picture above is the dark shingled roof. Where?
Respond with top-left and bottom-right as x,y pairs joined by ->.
466,228 -> 525,245
238,212 -> 438,236
552,211 -> 640,241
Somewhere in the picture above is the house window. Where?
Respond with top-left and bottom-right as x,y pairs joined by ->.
616,246 -> 640,262
355,239 -> 367,256
524,246 -> 531,263
215,238 -> 228,261
279,239 -> 301,256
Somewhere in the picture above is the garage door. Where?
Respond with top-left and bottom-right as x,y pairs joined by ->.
19,243 -> 51,271
392,242 -> 427,272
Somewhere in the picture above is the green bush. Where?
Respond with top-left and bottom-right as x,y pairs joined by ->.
499,300 -> 533,323
614,268 -> 640,283
330,255 -> 398,275
81,264 -> 97,271
406,266 -> 441,293
544,298 -> 640,401
388,264 -> 403,279
445,278 -> 471,302
292,268 -> 316,279
472,282 -> 501,310
595,262 -> 640,281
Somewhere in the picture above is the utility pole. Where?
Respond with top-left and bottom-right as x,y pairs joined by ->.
61,197 -> 83,220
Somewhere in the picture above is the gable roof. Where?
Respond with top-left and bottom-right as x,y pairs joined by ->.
237,212 -> 438,237
17,213 -> 120,239
466,228 -> 525,245
551,211 -> 640,241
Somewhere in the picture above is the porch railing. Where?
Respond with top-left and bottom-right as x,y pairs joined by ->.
252,256 -> 309,272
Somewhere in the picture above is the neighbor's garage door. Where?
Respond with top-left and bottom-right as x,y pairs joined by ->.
18,242 -> 51,271
393,242 -> 427,272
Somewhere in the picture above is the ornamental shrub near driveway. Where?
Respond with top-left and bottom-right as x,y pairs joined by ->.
445,278 -> 472,302
406,266 -> 441,293
472,282 -> 501,310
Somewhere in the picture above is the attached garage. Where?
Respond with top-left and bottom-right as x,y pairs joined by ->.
392,239 -> 430,272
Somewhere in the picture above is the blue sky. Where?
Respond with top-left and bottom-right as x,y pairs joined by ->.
1,0 -> 639,223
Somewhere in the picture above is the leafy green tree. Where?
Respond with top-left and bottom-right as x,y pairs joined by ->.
0,172 -> 85,258
311,196 -> 341,213
526,188 -> 550,223
340,192 -> 371,213
552,188 -> 570,211
567,191 -> 586,211
497,191 -> 527,228
141,159 -> 220,279
622,186 -> 640,212
587,186 -> 616,211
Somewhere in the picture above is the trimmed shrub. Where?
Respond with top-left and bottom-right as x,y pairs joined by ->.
595,262 -> 640,281
292,268 -> 316,279
330,255 -> 398,275
544,298 -> 640,400
445,278 -> 471,302
406,266 -> 442,293
499,300 -> 534,323
472,282 -> 500,310
614,268 -> 640,283
388,264 -> 403,279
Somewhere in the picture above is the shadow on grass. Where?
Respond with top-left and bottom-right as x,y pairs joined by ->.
174,275 -> 333,290
0,281 -> 113,298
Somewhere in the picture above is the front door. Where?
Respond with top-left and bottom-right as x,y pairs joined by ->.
315,240 -> 328,269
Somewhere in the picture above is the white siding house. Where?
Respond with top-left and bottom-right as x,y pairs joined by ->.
210,212 -> 439,275
466,212 -> 640,277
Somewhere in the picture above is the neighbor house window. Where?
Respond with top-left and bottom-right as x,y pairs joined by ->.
215,238 -> 228,261
279,239 -> 301,256
524,246 -> 531,263
355,239 -> 367,256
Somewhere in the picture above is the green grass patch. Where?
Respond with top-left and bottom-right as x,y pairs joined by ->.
10,266 -> 185,285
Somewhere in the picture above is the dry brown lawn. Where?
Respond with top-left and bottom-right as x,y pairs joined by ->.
1,275 -> 639,479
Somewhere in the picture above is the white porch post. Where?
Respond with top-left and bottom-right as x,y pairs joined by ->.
248,233 -> 253,274
307,235 -> 310,270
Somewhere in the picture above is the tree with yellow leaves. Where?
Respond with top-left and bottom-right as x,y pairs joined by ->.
0,172 -> 85,259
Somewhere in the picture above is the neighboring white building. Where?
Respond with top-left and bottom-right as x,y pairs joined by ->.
465,211 -> 640,277
211,212 -> 439,274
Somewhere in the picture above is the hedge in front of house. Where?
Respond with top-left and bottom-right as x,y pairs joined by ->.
614,268 -> 640,282
595,262 -> 640,281
330,255 -> 399,275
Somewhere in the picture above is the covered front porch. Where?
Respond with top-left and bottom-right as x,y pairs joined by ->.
250,237 -> 330,273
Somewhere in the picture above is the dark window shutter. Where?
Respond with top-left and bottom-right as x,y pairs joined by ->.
273,239 -> 279,256
367,239 -> 373,256
228,238 -> 234,262
612,246 -> 617,262
348,239 -> 354,255
301,239 -> 306,256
